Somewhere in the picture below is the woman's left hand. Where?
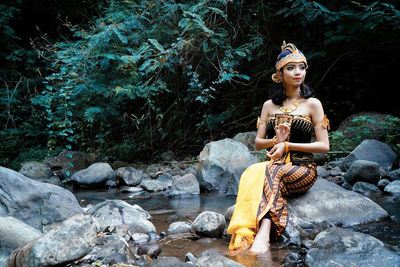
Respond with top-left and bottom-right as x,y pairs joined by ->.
266,142 -> 286,160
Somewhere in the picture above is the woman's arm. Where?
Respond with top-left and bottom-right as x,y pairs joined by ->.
254,100 -> 276,150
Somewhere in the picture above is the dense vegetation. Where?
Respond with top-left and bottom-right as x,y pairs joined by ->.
2,0 -> 400,170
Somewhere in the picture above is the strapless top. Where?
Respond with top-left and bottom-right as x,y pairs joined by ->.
266,114 -> 314,163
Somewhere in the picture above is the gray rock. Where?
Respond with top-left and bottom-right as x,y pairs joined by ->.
87,199 -> 155,233
143,256 -> 189,266
167,221 -> 192,235
192,211 -> 226,238
341,182 -> 352,190
197,138 -> 256,193
344,160 -> 381,185
232,131 -> 257,151
19,162 -> 54,183
328,166 -> 343,177
282,252 -> 302,267
183,167 -> 197,176
341,139 -> 397,171
81,233 -> 136,265
137,243 -> 162,259
140,179 -> 169,192
387,168 -> 400,180
131,233 -> 150,243
69,162 -> 116,187
195,249 -> 244,266
384,180 -> 400,195
225,205 -> 235,221
0,216 -> 42,262
117,166 -> 143,186
0,166 -> 83,232
326,160 -> 344,171
316,166 -> 329,179
185,252 -> 197,263
305,227 -> 400,267
6,214 -> 98,267
288,178 -> 388,228
161,150 -> 174,162
377,179 -> 391,190
352,181 -> 381,195
226,166 -> 248,196
170,174 -> 200,196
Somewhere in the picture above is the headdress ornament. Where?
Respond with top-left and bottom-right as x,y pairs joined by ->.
271,41 -> 308,83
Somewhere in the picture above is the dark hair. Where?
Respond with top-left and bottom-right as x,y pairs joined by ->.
271,49 -> 313,105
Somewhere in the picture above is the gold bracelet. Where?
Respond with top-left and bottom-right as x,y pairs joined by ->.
284,141 -> 289,154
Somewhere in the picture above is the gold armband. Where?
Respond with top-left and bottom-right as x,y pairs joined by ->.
313,115 -> 330,130
257,117 -> 267,128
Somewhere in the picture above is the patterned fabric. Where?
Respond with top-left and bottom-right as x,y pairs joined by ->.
256,162 -> 317,236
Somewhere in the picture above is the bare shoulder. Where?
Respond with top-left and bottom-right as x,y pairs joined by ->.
305,97 -> 322,106
263,99 -> 274,108
260,99 -> 274,118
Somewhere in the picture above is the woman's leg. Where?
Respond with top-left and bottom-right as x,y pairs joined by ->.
249,218 -> 271,254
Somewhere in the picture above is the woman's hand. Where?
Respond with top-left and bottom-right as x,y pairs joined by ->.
266,142 -> 286,160
275,123 -> 290,143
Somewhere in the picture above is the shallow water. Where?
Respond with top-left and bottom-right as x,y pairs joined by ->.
73,188 -> 400,265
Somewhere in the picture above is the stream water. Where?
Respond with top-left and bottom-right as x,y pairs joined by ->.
73,188 -> 400,266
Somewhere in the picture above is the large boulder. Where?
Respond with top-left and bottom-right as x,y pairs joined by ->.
117,166 -> 143,186
19,162 -> 55,184
68,162 -> 116,188
197,138 -> 257,193
45,150 -> 94,178
87,200 -> 155,233
288,178 -> 388,228
343,160 -> 381,185
0,167 -> 83,232
384,180 -> 400,195
170,174 -> 200,196
0,216 -> 42,266
6,214 -> 98,267
305,227 -> 400,266
341,139 -> 397,171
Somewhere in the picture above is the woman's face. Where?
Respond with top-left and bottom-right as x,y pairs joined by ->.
280,62 -> 306,87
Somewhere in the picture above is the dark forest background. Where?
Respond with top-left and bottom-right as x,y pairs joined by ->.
1,0 -> 400,170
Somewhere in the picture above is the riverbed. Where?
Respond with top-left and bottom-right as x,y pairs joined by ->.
73,188 -> 400,266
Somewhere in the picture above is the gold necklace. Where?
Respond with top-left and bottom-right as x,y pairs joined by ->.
280,99 -> 299,113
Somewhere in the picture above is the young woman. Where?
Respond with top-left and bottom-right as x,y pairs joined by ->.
227,41 -> 330,254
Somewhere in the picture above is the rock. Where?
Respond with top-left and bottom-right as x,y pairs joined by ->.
377,179 -> 391,190
328,166 -> 343,177
387,168 -> 400,180
325,159 -> 344,171
157,173 -> 173,186
232,131 -> 257,151
167,221 -> 192,235
344,160 -> 381,185
120,186 -> 144,193
282,252 -> 302,267
195,249 -> 244,267
0,216 -> 42,263
117,166 -> 143,186
191,211 -> 226,238
142,256 -> 188,266
137,243 -> 162,259
69,162 -> 116,188
308,220 -> 335,240
352,181 -> 381,195
316,166 -> 329,179
19,162 -> 54,183
185,252 -> 197,263
384,180 -> 400,195
87,199 -> 155,233
341,182 -> 352,190
282,221 -> 302,247
324,175 -> 343,185
197,138 -> 257,193
226,166 -> 248,196
341,139 -> 397,171
0,166 -> 83,232
161,150 -> 174,162
314,153 -> 328,166
170,174 -> 200,196
131,233 -> 150,244
225,205 -> 235,221
140,179 -> 169,192
183,167 -> 197,176
6,214 -> 97,267
288,178 -> 388,228
81,233 -> 136,265
45,150 -> 94,178
305,227 -> 400,266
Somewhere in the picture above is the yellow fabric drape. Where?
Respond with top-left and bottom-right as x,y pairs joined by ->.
227,161 -> 269,250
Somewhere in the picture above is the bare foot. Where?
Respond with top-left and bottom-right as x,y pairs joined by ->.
248,240 -> 270,254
